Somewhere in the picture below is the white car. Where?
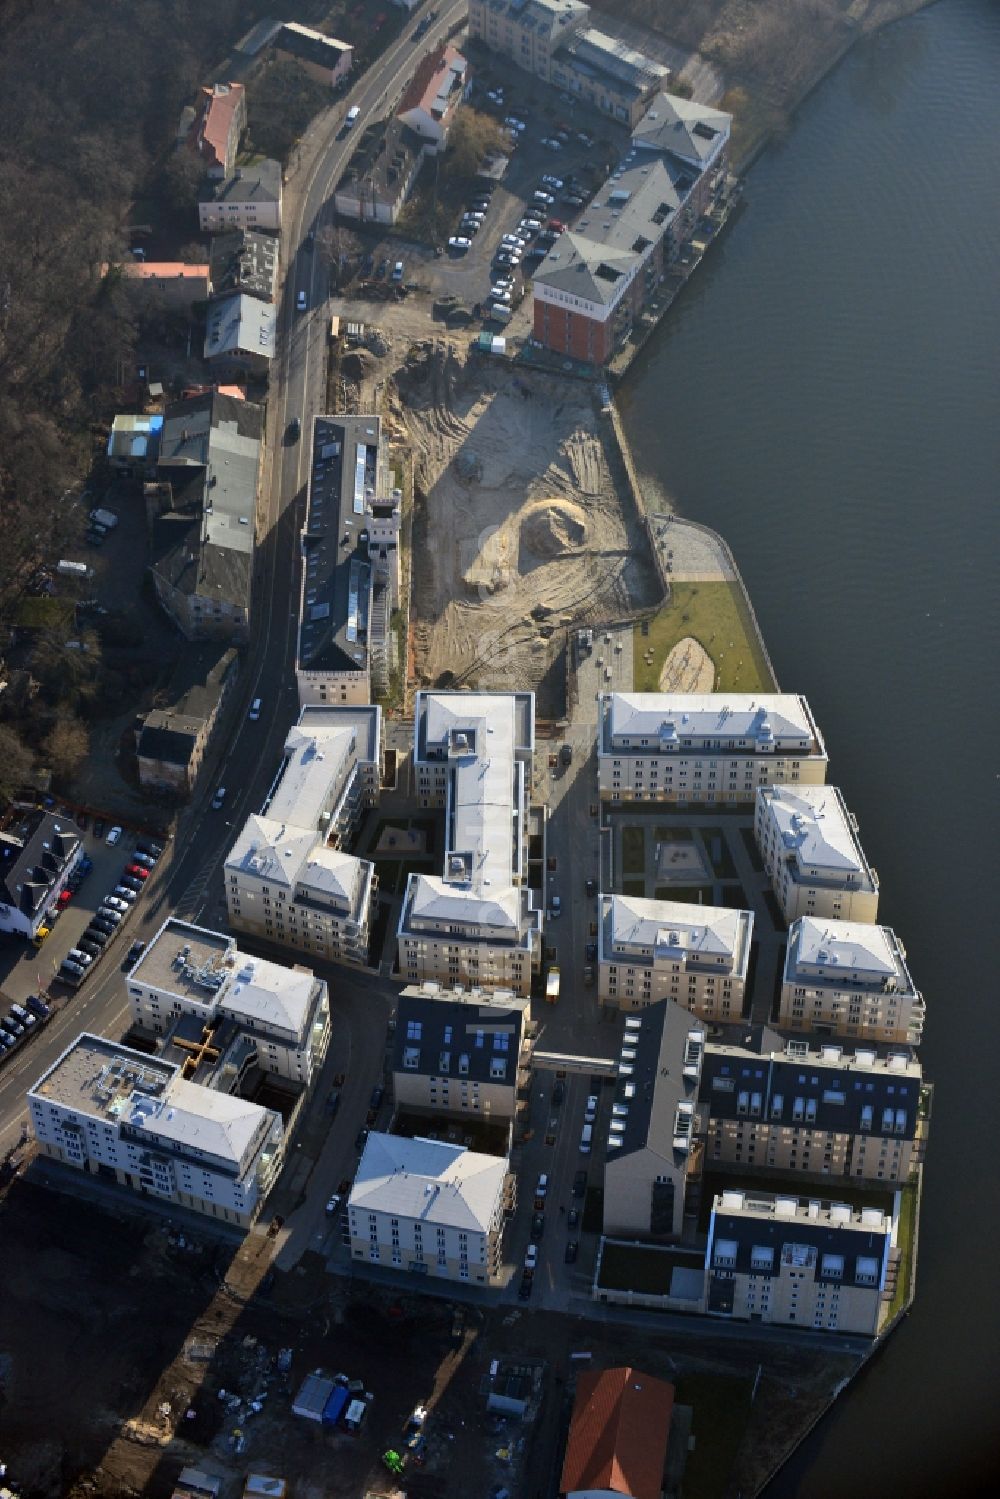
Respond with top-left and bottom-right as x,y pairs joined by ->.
503,116 -> 526,132
532,191 -> 555,207
536,1173 -> 548,1200
103,896 -> 129,914
448,236 -> 471,252
524,1245 -> 538,1271
463,210 -> 485,222
249,697 -> 262,721
541,175 -> 564,190
585,1094 -> 599,1123
212,787 -> 227,810
113,886 -> 137,903
493,274 -> 514,289
520,218 -> 542,233
106,825 -> 123,846
541,138 -> 563,151
501,233 -> 526,248
489,287 -> 512,303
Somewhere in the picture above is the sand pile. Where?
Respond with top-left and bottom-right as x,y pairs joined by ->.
519,499 -> 589,563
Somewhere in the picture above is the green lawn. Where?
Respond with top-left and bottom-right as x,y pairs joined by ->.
621,825 -> 646,875
675,1373 -> 754,1499
633,581 -> 774,694
886,1181 -> 918,1324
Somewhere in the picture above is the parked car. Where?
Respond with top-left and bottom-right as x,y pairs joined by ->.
132,851 -> 157,868
536,1172 -> 549,1201
136,843 -> 163,860
355,1127 -> 369,1152
370,1085 -> 385,1111
78,938 -> 103,959
524,1244 -> 538,1272
585,940 -> 598,960
518,1275 -> 533,1300
567,1207 -> 580,1229
103,896 -> 129,913
552,1079 -> 565,1105
548,218 -> 567,234
106,825 -> 122,846
126,864 -> 149,881
112,886 -> 136,903
325,1193 -> 342,1217
2,1015 -> 25,1037
447,236 -> 472,252
90,915 -> 118,935
67,948 -> 93,967
573,1169 -> 588,1198
530,1213 -> 545,1242
585,1093 -> 599,1122
26,995 -> 51,1018
541,174 -> 564,190
565,1240 -> 579,1264
92,819 -> 106,838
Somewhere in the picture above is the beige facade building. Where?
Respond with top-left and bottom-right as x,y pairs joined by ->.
225,706 -> 380,965
347,1133 -> 508,1286
29,1033 -> 284,1230
706,1191 -> 893,1336
700,1033 -> 923,1186
602,1002 -> 705,1240
199,159 -> 282,234
780,917 -> 924,1045
597,893 -> 753,1019
755,784 -> 879,925
125,918 -> 331,1087
469,1 -> 665,127
598,693 -> 828,805
397,692 -> 542,997
392,988 -> 527,1122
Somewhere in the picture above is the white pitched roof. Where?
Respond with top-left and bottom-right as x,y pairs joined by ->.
606,692 -> 819,747
129,1077 -> 266,1168
350,1132 -> 506,1232
219,956 -> 316,1038
608,894 -> 743,962
297,847 -> 363,905
761,785 -> 869,880
225,814 -> 314,888
792,918 -> 902,981
407,874 -> 521,931
268,720 -> 359,828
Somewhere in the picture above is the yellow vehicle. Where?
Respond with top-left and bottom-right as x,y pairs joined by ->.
32,926 -> 51,948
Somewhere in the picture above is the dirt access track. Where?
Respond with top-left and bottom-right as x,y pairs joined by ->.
389,340 -> 661,715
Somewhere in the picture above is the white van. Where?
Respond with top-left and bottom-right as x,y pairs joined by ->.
579,1124 -> 593,1154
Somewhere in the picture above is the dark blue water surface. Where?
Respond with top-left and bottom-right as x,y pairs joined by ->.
620,1 -> 1000,1492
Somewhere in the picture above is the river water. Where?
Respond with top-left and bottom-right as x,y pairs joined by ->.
619,0 -> 1000,1492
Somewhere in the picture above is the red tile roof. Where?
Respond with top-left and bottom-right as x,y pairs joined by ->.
397,43 -> 465,123
560,1367 -> 674,1499
193,83 -> 245,169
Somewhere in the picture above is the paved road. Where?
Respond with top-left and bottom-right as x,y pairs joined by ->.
0,1 -> 468,1158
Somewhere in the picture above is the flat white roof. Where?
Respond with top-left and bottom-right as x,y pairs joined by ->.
604,692 -> 824,752
349,1132 -> 506,1232
759,784 -> 876,888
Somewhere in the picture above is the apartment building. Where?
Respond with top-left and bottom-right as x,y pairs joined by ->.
700,1033 -> 923,1186
208,230 -> 279,303
0,812 -> 82,941
136,644 -> 239,798
225,705 -> 380,964
532,92 -> 730,363
469,0 -> 589,78
296,415 -> 401,707
347,1133 -> 507,1285
125,918 -> 331,1086
29,1033 -> 284,1230
755,784 -> 879,925
105,261 -> 211,309
469,2 -> 665,126
397,44 -> 467,152
149,391 -> 263,645
597,692 -> 827,804
204,294 -> 276,375
187,83 -> 246,178
397,692 -> 542,998
273,23 -> 353,88
392,989 -> 526,1121
706,1190 -> 893,1336
781,917 -> 924,1045
602,1001 -> 705,1239
598,893 -> 753,1019
332,118 -> 428,225
199,159 -> 282,234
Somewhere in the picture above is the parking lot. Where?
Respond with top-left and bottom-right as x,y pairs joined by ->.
0,819 -> 162,1020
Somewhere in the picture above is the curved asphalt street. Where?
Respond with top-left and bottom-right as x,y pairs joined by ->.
0,2 -> 468,1161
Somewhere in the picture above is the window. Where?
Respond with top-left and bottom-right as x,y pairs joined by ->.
820,1253 -> 844,1281
713,1238 -> 738,1268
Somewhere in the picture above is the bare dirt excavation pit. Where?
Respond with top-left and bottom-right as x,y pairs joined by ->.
392,340 -> 660,713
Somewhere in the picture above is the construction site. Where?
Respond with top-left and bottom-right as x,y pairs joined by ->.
381,339 -> 662,716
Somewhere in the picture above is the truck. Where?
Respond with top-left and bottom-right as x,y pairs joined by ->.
545,967 -> 560,1004
57,559 -> 91,579
90,507 -> 119,531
